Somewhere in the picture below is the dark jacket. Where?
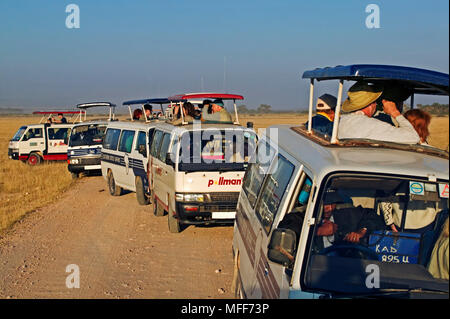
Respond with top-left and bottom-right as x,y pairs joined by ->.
306,113 -> 333,136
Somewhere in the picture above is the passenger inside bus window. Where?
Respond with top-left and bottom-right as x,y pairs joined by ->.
278,176 -> 312,244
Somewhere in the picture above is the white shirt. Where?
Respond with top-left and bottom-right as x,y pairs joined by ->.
338,112 -> 420,144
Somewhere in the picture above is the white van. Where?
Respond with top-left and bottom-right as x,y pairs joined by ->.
232,64 -> 449,299
146,93 -> 257,233
101,121 -> 157,205
148,121 -> 257,233
8,111 -> 75,165
101,98 -> 180,204
67,102 -> 116,178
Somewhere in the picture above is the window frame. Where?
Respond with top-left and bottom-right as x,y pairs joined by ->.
254,153 -> 296,234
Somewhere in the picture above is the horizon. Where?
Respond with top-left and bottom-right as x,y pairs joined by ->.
1,0 -> 449,110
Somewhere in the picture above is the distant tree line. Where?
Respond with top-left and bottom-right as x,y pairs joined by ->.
415,103 -> 449,117
234,104 -> 308,115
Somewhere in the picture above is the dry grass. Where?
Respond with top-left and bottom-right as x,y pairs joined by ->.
0,114 -> 448,233
0,116 -> 73,232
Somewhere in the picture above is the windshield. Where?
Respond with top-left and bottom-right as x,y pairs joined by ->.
303,174 -> 449,295
177,129 -> 257,172
69,124 -> 106,147
11,126 -> 27,141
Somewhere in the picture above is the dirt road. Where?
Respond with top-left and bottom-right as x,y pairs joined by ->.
0,176 -> 235,299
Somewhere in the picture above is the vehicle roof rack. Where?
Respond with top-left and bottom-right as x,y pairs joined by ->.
301,64 -> 449,145
33,110 -> 82,124
76,102 -> 116,122
167,92 -> 244,125
122,97 -> 183,122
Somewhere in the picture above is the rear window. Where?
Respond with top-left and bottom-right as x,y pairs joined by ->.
103,128 -> 121,150
118,130 -> 135,153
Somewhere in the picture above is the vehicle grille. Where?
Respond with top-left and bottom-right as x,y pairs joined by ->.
208,192 -> 240,203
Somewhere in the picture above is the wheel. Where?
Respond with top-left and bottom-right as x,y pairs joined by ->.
153,198 -> 165,216
107,170 -> 122,196
168,212 -> 181,233
135,176 -> 150,205
71,172 -> 79,180
27,153 -> 42,166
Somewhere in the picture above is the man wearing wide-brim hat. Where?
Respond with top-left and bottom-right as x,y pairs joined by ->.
337,82 -> 420,144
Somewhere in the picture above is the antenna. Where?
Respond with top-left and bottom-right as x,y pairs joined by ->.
223,56 -> 227,93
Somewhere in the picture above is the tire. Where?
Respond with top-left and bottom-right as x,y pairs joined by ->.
107,170 -> 122,196
168,212 -> 181,233
27,153 -> 42,166
136,176 -> 150,205
71,172 -> 79,180
153,198 -> 165,217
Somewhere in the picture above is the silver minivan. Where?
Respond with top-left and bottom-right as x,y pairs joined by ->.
232,64 -> 449,299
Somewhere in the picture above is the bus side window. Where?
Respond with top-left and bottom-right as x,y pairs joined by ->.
254,154 -> 296,234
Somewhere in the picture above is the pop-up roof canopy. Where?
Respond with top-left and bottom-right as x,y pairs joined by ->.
301,64 -> 449,145
76,101 -> 116,121
33,110 -> 81,123
302,64 -> 449,95
122,98 -> 183,122
123,98 -> 181,105
167,93 -> 244,125
167,93 -> 244,101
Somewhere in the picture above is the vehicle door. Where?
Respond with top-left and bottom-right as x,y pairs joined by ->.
153,132 -> 173,211
236,140 -> 276,296
101,127 -> 122,183
248,152 -> 301,299
130,130 -> 149,191
149,130 -> 164,195
19,126 -> 45,156
46,125 -> 72,156
117,129 -> 137,189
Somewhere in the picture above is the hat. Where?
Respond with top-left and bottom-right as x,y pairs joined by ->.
212,99 -> 224,107
342,82 -> 383,112
316,94 -> 337,111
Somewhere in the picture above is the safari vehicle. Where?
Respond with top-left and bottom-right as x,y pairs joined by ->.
101,98 -> 176,206
8,111 -> 77,165
232,65 -> 449,299
67,102 -> 116,178
145,93 -> 257,233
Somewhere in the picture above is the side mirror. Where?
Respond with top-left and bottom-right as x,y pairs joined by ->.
246,121 -> 254,129
267,228 -> 297,267
138,144 -> 147,157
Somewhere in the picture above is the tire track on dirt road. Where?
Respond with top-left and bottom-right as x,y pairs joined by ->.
0,176 -> 235,298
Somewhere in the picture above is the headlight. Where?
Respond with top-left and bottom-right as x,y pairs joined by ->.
176,193 -> 204,202
70,159 -> 79,164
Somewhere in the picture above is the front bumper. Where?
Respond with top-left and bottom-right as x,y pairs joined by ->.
68,156 -> 101,173
175,192 -> 239,224
8,148 -> 19,160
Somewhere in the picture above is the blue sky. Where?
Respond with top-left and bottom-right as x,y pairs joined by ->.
0,0 -> 448,110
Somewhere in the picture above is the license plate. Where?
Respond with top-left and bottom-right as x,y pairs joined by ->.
85,165 -> 101,170
212,211 -> 236,219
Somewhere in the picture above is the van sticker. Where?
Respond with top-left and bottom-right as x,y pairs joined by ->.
207,177 -> 242,187
439,183 -> 449,198
409,182 -> 424,195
